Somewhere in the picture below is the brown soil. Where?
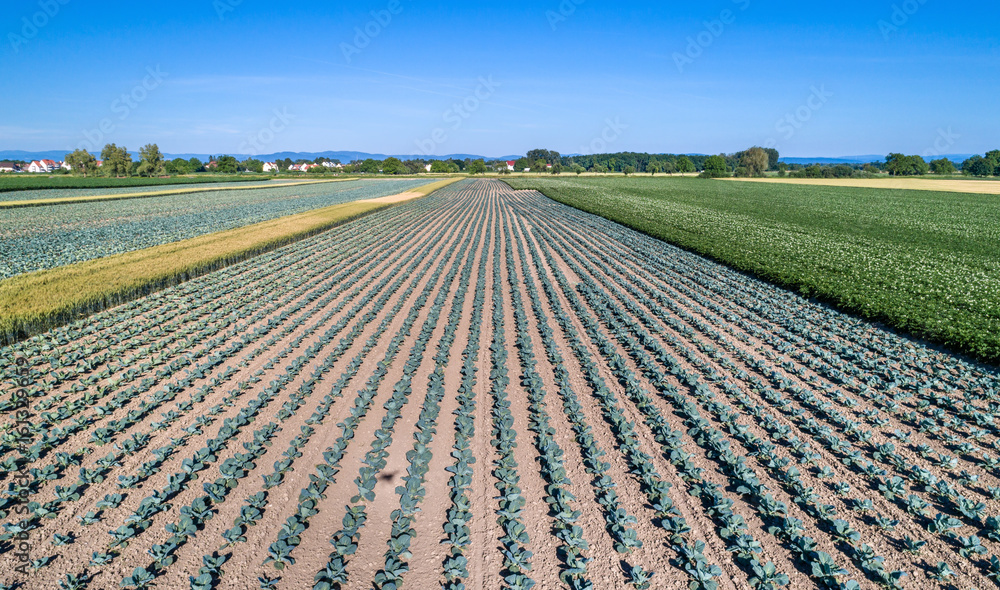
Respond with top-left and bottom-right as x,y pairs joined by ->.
3,179 -> 998,590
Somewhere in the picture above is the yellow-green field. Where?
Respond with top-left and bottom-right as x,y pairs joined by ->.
0,178 -> 356,208
0,177 -> 462,343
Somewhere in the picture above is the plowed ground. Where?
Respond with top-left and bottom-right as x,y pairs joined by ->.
2,179 -> 999,589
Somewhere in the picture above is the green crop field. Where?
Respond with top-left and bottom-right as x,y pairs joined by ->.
504,176 -> 1000,365
0,175 -> 270,193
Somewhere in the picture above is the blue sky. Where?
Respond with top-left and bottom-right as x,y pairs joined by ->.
1,0 -> 997,158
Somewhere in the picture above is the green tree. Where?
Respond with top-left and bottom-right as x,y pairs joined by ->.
676,156 -> 695,174
242,158 -> 264,173
623,165 -> 635,176
648,162 -> 661,175
136,144 -> 165,177
526,149 -> 560,164
165,158 -> 190,175
382,157 -> 407,175
929,158 -> 956,175
358,159 -> 381,174
430,160 -> 450,173
764,147 -> 780,171
738,147 -> 769,177
467,159 -> 488,175
885,153 -> 929,176
700,155 -> 729,178
307,164 -> 327,174
216,155 -> 239,174
777,162 -> 789,177
531,159 -> 548,173
187,157 -> 203,172
963,155 -> 994,177
986,150 -> 1000,176
65,149 -> 98,177
550,162 -> 563,175
514,157 -> 531,172
100,143 -> 132,177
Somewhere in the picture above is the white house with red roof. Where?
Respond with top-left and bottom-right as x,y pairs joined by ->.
506,160 -> 516,171
27,159 -> 58,173
263,162 -> 278,173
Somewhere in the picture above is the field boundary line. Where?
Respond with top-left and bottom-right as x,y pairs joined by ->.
0,176 -> 464,345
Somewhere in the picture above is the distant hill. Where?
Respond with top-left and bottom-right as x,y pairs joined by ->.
0,150 -> 524,163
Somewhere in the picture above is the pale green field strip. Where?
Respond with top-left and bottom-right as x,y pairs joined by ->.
0,178 -> 357,208
0,177 -> 463,344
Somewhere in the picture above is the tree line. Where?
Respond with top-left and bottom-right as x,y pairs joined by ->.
52,145 -> 1000,179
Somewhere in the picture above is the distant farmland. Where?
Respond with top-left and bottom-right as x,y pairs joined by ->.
504,176 -> 1000,365
3,180 -> 1000,589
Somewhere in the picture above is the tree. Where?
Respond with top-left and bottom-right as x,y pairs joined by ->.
382,157 -> 407,175
526,149 -> 560,164
700,155 -> 729,178
242,158 -> 264,173
188,157 -> 204,172
963,155 -> 994,177
64,149 -> 98,177
100,144 -> 132,177
885,153 -> 929,176
648,162 -> 661,175
467,159 -> 488,175
165,158 -> 190,175
764,148 -> 780,171
531,159 -> 548,173
307,164 -> 326,174
136,144 -> 165,177
623,165 -> 635,176
573,164 -> 585,175
777,162 -> 789,177
676,156 -> 695,174
738,147 -> 769,177
358,159 -> 381,174
550,162 -> 563,175
514,157 -> 531,172
428,160 -> 449,173
216,155 -> 239,174
929,158 -> 956,175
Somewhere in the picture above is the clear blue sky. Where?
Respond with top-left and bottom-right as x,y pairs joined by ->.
2,0 -> 997,158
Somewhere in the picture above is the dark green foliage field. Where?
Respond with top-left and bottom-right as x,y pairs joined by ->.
0,175 -> 269,193
504,176 -> 1000,365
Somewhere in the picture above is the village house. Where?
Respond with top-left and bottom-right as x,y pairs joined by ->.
27,159 -> 59,173
262,162 -> 278,173
0,162 -> 20,173
506,160 -> 516,171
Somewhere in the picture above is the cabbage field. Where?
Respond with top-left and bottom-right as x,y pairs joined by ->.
0,179 -> 434,279
1,179 -> 999,589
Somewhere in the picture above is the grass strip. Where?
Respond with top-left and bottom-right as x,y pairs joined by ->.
0,177 -> 463,344
0,178 -> 356,209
